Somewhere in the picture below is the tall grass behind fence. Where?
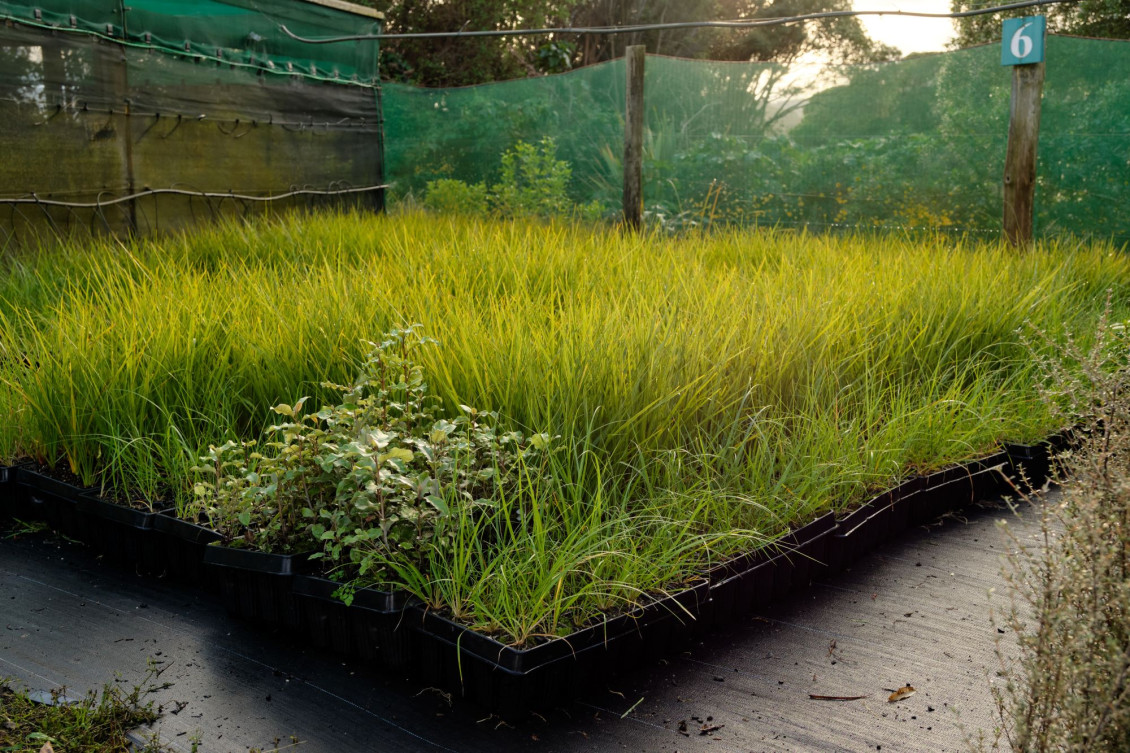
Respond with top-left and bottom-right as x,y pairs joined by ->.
385,36 -> 1130,243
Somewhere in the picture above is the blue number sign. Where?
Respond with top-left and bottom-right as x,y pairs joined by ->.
1001,16 -> 1046,66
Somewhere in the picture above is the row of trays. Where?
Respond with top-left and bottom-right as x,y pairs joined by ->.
0,439 -> 1061,716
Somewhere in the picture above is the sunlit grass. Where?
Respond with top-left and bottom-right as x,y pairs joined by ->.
0,211 -> 1126,641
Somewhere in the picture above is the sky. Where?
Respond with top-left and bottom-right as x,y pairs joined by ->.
853,0 -> 958,55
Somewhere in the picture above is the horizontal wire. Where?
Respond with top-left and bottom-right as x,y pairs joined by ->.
281,0 -> 1071,43
3,99 -> 377,130
0,184 -> 387,209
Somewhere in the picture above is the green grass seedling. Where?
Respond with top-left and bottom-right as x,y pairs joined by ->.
0,212 -> 1127,641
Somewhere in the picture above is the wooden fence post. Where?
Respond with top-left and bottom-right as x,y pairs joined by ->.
1002,61 -> 1045,246
623,45 -> 644,231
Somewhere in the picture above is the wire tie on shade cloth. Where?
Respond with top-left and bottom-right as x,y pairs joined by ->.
160,113 -> 182,139
32,103 -> 63,126
217,119 -> 254,139
135,112 -> 161,142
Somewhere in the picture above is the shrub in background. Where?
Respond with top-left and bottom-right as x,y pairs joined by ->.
424,138 -> 603,222
422,178 -> 488,215
490,137 -> 572,218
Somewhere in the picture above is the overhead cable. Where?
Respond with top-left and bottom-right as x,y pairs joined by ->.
280,0 -> 1071,43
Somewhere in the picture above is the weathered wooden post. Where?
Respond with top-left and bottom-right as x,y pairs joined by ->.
623,44 -> 645,231
1001,16 -> 1046,247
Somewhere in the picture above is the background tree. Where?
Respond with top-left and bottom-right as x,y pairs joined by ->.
360,0 -> 573,86
360,0 -> 899,86
951,0 -> 1130,47
704,0 -> 900,64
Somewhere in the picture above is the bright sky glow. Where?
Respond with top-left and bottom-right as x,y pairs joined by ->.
853,0 -> 957,55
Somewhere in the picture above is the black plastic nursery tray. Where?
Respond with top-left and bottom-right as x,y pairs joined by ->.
410,579 -> 713,717
75,491 -> 168,573
203,544 -> 319,631
291,576 -> 417,669
152,510 -> 222,585
4,465 -> 96,541
0,437 -> 1065,715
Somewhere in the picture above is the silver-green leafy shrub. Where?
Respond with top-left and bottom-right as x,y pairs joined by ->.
190,327 -> 552,587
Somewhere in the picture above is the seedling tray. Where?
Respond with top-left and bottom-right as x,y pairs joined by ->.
0,465 -> 12,518
203,545 -> 318,631
7,466 -> 94,540
706,512 -> 838,626
151,512 -> 223,586
410,580 -> 712,716
291,576 -> 418,669
75,492 -> 168,574
0,439 -> 1063,716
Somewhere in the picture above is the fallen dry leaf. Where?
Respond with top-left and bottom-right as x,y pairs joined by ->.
39,742 -> 55,753
888,685 -> 916,702
809,694 -> 869,701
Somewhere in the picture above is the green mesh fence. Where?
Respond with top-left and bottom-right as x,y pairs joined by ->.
3,6 -> 1127,246
385,35 -> 1130,243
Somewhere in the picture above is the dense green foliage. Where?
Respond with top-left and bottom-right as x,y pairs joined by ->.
1,212 -> 1127,640
363,0 -> 898,86
424,138 -> 602,220
952,0 -> 1130,48
193,329 -> 552,565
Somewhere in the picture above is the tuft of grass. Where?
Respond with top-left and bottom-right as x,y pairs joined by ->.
1,211 -> 1129,641
983,301 -> 1130,751
0,664 -> 170,752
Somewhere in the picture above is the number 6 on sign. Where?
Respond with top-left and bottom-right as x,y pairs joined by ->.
1001,15 -> 1046,66
1011,23 -> 1034,59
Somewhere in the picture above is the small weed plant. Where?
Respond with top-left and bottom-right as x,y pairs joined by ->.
0,662 -> 171,752
985,302 -> 1130,751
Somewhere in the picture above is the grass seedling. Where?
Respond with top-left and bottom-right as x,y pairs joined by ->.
0,211 -> 1127,641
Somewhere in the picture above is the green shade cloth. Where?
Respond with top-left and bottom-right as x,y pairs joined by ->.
0,15 -> 383,243
0,0 -> 381,85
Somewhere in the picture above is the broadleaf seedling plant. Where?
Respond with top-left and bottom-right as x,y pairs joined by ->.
190,327 -> 554,602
